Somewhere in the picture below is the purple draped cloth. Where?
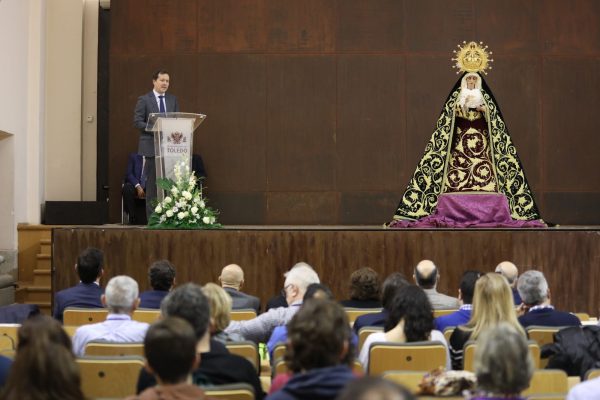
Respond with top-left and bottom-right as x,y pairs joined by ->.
388,193 -> 545,228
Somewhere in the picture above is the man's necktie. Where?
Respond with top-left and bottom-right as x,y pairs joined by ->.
159,95 -> 166,113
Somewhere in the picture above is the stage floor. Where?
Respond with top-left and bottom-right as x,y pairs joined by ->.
52,225 -> 600,315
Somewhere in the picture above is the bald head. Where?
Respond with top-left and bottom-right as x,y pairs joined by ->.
495,261 -> 518,287
219,264 -> 244,290
414,260 -> 438,289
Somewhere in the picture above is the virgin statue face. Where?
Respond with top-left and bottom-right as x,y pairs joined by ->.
466,75 -> 478,89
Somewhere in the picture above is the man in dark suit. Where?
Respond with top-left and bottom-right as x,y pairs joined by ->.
139,260 -> 176,309
53,247 -> 105,323
517,270 -> 581,328
133,69 -> 179,218
122,152 -> 147,225
219,264 -> 260,313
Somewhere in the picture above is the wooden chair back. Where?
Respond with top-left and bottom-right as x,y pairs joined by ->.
272,343 -> 286,362
383,371 -> 427,394
526,325 -> 565,368
230,309 -> 257,321
344,308 -> 382,324
358,326 -> 383,351
77,356 -> 145,398
205,383 -> 255,400
573,312 -> 590,322
433,309 -> 458,318
443,327 -> 455,343
368,341 -> 447,375
132,309 -> 161,324
522,369 -> 568,396
0,324 -> 19,349
63,325 -> 78,338
226,341 -> 260,372
585,368 -> 600,380
84,341 -> 145,357
63,308 -> 108,326
463,340 -> 541,371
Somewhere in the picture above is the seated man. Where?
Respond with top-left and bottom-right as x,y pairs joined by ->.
136,283 -> 265,399
267,299 -> 356,399
435,270 -> 481,332
126,317 -> 208,400
53,247 -> 105,323
413,260 -> 460,310
139,260 -> 176,309
72,275 -> 149,356
340,267 -> 382,309
517,270 -> 580,327
219,264 -> 260,313
225,262 -> 320,343
496,260 -> 522,305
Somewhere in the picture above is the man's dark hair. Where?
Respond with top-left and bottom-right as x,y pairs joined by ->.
144,317 -> 197,384
76,247 -> 104,284
385,285 -> 434,342
337,376 -> 416,400
349,267 -> 380,301
381,273 -> 410,310
286,299 -> 353,373
460,270 -> 481,305
148,260 -> 176,291
414,266 -> 438,288
160,283 -> 210,340
152,69 -> 170,80
303,283 -> 334,302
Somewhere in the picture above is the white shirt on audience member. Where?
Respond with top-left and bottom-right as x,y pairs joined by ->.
358,329 -> 451,371
71,313 -> 149,356
567,376 -> 600,400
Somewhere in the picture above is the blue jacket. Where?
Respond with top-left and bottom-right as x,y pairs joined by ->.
435,307 -> 472,332
266,365 -> 355,400
53,282 -> 104,323
353,310 -> 388,334
139,290 -> 169,309
519,308 -> 581,328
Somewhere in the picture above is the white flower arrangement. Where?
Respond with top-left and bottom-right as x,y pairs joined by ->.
148,158 -> 221,229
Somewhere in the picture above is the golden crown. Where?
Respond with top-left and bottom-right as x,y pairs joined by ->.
452,41 -> 493,74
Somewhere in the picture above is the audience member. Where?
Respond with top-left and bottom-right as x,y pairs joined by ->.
0,315 -> 85,400
353,272 -> 410,334
126,317 -> 207,400
543,324 -> 600,378
225,262 -> 320,343
136,283 -> 265,399
413,260 -> 460,309
53,247 -> 104,322
495,261 -> 522,305
0,354 -> 10,387
469,323 -> 534,400
266,299 -> 356,400
567,374 -> 600,399
267,283 -> 335,358
219,264 -> 260,313
139,260 -> 176,309
359,285 -> 450,371
336,376 -> 416,400
449,273 -> 526,370
72,275 -> 149,356
202,282 -> 244,343
340,267 -> 382,308
435,270 -> 481,332
517,270 -> 580,327
122,152 -> 148,225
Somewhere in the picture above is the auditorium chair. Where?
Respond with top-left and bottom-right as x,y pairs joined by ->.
358,326 -> 383,351
273,357 -> 363,377
63,325 -> 78,338
0,335 -> 14,353
272,343 -> 286,362
383,370 -> 436,394
230,309 -> 257,321
0,324 -> 18,349
463,340 -> 541,371
205,383 -> 255,400
585,368 -> 600,380
226,341 -> 260,372
522,369 -> 568,397
526,325 -> 567,368
84,341 -> 145,357
368,341 -> 447,376
443,326 -> 455,343
63,307 -> 108,326
77,356 -> 145,398
344,308 -> 382,325
433,309 -> 459,318
572,312 -> 590,322
132,308 -> 161,324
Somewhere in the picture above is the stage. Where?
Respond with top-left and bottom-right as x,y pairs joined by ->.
52,225 -> 600,315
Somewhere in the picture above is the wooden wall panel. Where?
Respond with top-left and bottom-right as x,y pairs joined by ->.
52,227 -> 600,315
340,192 -> 401,225
266,192 -> 339,225
266,56 -> 336,191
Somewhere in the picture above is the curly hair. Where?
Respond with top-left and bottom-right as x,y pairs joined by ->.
285,299 -> 354,373
384,285 -> 434,342
148,260 -> 176,291
349,267 -> 381,301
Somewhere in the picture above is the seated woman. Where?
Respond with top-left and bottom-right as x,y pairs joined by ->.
449,273 -> 526,370
1,315 -> 85,400
466,323 -> 534,400
201,283 -> 244,343
340,267 -> 382,309
358,285 -> 450,371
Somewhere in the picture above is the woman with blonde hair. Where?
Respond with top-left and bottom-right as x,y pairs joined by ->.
449,272 -> 525,370
202,282 -> 244,343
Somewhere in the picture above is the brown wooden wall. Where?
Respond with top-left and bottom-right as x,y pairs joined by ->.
52,227 -> 600,316
108,0 -> 600,225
